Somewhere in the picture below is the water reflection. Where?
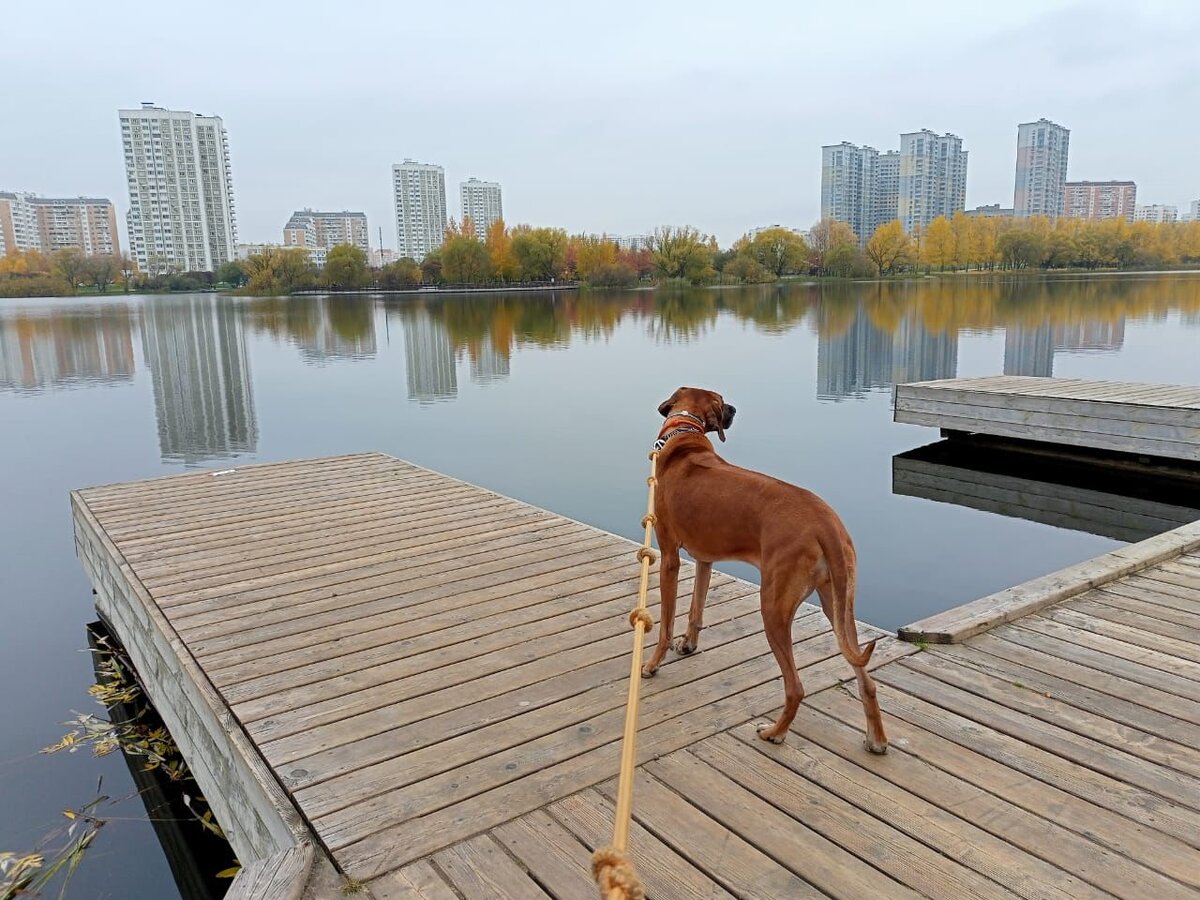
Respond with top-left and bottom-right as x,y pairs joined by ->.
894,439 -> 1200,543
0,304 -> 135,393
243,295 -> 376,362
397,304 -> 458,402
142,297 -> 258,465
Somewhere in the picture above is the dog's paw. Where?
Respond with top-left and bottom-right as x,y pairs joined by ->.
671,635 -> 697,656
863,737 -> 888,755
755,722 -> 785,744
640,664 -> 658,679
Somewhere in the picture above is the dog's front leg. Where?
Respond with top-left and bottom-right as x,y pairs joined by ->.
642,546 -> 680,678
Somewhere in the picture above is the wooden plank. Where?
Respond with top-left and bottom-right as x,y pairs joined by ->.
224,842 -> 313,900
1041,607 -> 1200,665
722,723 -> 1089,900
899,519 -> 1200,643
875,663 -> 1200,816
646,750 -> 923,897
276,587 -> 757,784
965,629 -> 1200,728
1073,592 -> 1200,634
491,811 -> 597,900
432,834 -> 549,899
899,649 -> 1200,775
260,580 -> 754,767
1095,581 -> 1200,621
895,394 -> 1200,442
1011,615 -> 1200,683
892,409 -> 1200,461
294,614 -> 789,820
327,637 -> 912,878
369,860 -> 458,900
548,789 -> 736,900
688,734 -> 1019,899
810,686 -> 1200,888
894,384 -> 1200,426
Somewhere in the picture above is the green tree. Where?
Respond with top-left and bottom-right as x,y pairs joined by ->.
806,219 -> 859,275
323,244 -> 368,290
745,227 -> 809,276
511,227 -> 568,281
723,255 -> 775,283
379,258 -> 422,289
441,234 -> 494,283
216,259 -> 248,287
648,226 -> 716,284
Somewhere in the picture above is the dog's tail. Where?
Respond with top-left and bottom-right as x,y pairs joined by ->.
820,534 -> 876,669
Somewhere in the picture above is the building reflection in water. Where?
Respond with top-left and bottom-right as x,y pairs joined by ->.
816,303 -> 958,401
397,304 -> 458,402
469,335 -> 510,384
0,305 -> 136,393
1005,317 -> 1126,377
141,297 -> 258,465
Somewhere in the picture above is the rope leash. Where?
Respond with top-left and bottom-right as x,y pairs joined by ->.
591,450 -> 659,900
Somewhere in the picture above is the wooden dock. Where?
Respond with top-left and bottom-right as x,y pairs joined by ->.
894,375 -> 1200,462
71,453 -> 1200,898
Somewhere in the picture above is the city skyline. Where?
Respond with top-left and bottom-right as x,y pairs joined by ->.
1,3 -> 1197,250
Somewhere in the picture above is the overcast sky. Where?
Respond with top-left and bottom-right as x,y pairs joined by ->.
3,0 -> 1197,248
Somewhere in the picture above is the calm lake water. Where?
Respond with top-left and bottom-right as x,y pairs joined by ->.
2,273 -> 1199,896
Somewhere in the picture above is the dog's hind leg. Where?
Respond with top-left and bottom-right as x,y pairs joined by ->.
674,561 -> 711,656
815,578 -> 888,754
755,576 -> 810,744
642,545 -> 680,678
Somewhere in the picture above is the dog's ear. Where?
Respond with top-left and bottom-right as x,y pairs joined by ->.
657,389 -> 681,418
708,396 -> 728,442
722,403 -> 736,431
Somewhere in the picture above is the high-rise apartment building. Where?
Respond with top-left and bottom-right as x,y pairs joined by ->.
1014,119 -> 1070,219
1133,204 -> 1178,224
820,144 -> 900,244
0,192 -> 121,257
459,179 -> 503,240
1063,181 -> 1137,221
1189,200 -> 1200,222
898,130 -> 968,234
392,160 -> 447,260
283,210 -> 370,255
119,103 -> 237,273
0,191 -> 40,255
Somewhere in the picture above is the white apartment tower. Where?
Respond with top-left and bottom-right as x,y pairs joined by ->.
820,144 -> 901,245
392,160 -> 447,260
1014,119 -> 1070,219
459,179 -> 503,240
898,130 -> 967,234
119,103 -> 237,273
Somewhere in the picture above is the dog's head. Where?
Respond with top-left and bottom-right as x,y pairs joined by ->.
657,387 -> 736,442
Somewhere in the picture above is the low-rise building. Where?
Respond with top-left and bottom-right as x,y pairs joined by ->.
1134,204 -> 1178,224
965,204 -> 1015,218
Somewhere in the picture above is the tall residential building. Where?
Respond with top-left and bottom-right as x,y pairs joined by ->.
283,209 -> 370,255
1134,204 -> 1178,224
0,192 -> 121,256
1013,119 -> 1070,219
820,144 -> 900,244
119,102 -> 237,273
392,160 -> 447,260
1189,200 -> 1200,222
459,179 -> 503,240
1063,181 -> 1137,221
0,191 -> 41,254
898,130 -> 968,234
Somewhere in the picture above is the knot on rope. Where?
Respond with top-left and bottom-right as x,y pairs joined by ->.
635,547 -> 658,565
640,513 -> 656,528
645,476 -> 658,487
628,608 -> 654,632
592,847 -> 645,900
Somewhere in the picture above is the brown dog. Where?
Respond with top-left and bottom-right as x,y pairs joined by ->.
643,386 -> 888,753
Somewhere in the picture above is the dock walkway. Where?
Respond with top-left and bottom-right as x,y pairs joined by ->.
894,375 -> 1200,462
71,453 -> 1200,898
